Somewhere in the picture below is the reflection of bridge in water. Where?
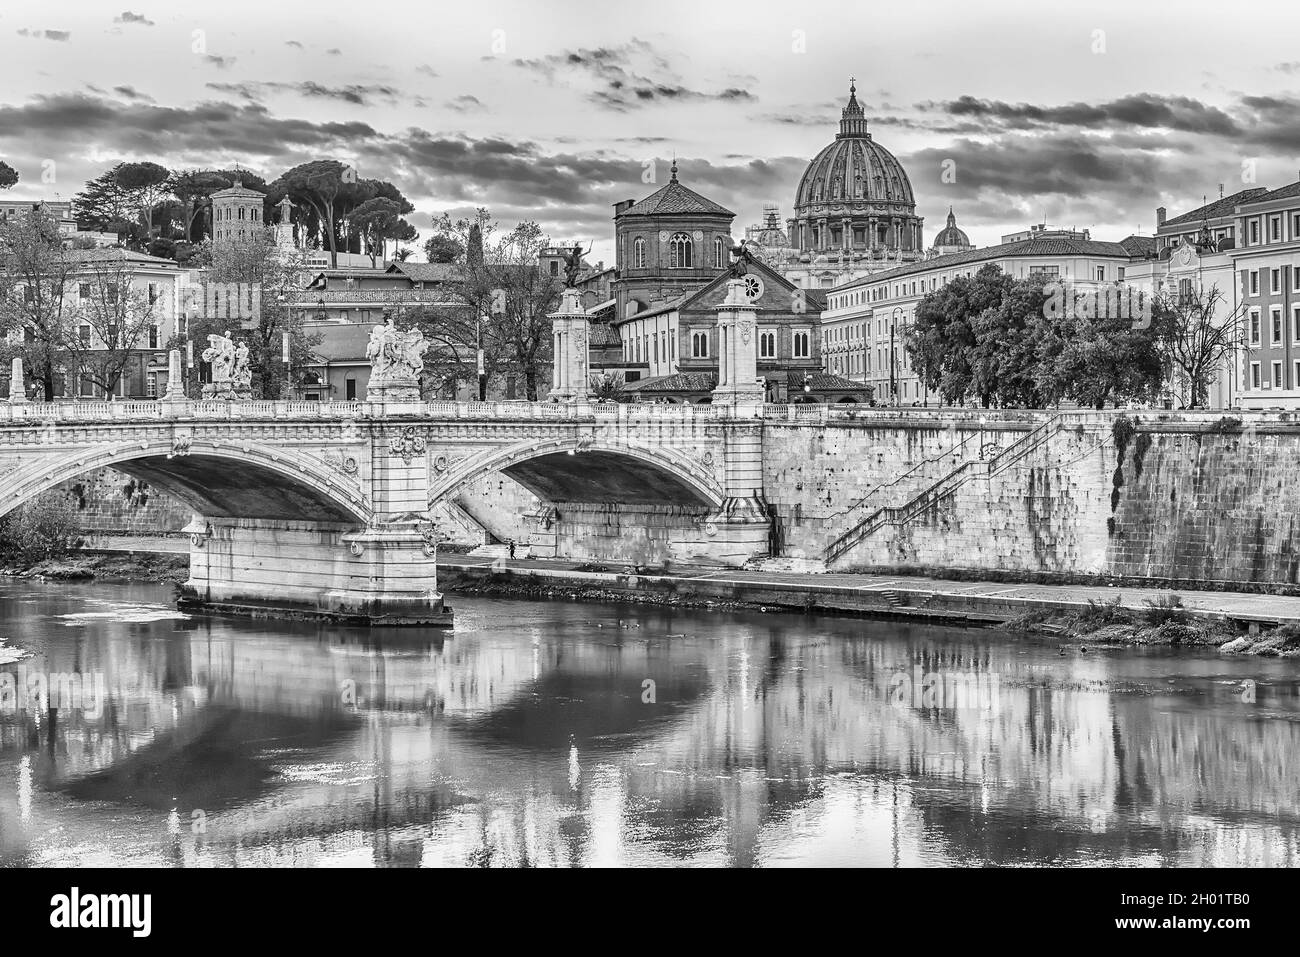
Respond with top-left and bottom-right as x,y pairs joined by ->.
3,606 -> 1300,866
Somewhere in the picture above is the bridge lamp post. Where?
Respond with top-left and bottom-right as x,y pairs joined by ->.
476,315 -> 488,402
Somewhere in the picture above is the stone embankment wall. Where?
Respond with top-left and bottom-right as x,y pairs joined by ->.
773,409 -> 1300,589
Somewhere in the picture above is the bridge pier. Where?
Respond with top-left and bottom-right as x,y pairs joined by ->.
180,517 -> 451,626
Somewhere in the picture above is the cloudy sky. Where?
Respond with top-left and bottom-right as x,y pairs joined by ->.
2,0 -> 1299,263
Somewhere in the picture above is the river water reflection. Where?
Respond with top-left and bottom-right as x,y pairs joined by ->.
1,579 -> 1299,867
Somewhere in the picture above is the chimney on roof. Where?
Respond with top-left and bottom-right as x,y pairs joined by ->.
1156,206 -> 1167,229
614,199 -> 635,217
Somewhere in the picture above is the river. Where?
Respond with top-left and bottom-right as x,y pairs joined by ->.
1,578 -> 1298,867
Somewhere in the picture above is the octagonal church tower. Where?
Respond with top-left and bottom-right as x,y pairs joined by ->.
611,162 -> 736,322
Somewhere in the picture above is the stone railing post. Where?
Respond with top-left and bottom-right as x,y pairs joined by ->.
7,356 -> 27,405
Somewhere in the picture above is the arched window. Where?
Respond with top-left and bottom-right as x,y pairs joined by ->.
691,330 -> 709,358
633,236 -> 646,269
713,237 -> 726,268
669,233 -> 693,268
759,330 -> 776,359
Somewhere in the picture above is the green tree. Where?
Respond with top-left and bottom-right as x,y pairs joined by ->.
350,196 -> 417,267
424,233 -> 464,263
114,161 -> 174,241
1151,283 -> 1244,408
179,229 -> 318,398
72,165 -> 135,238
0,161 -> 17,191
0,207 -> 81,399
63,253 -> 160,398
268,162 -> 408,269
908,263 -> 1011,405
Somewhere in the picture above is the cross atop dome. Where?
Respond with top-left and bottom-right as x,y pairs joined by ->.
838,77 -> 869,139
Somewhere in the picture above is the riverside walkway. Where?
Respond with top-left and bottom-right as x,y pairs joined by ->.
83,535 -> 1300,627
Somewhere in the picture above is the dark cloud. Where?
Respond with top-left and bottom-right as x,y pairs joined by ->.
285,40 -> 303,48
204,55 -> 236,69
114,11 -> 154,26
206,81 -> 399,106
0,92 -> 383,175
416,64 -> 438,78
920,93 -> 1240,138
326,48 -> 342,56
898,129 -> 1260,237
510,39 -> 755,111
16,29 -> 72,41
113,85 -> 155,103
445,95 -> 485,113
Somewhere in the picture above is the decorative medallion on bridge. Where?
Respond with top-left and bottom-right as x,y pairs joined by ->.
417,520 -> 441,557
323,448 -> 360,476
432,453 -> 449,473
388,427 -> 427,465
168,433 -> 192,459
701,450 -> 714,466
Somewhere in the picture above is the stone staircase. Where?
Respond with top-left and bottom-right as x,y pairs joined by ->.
467,542 -> 531,560
430,498 -> 487,547
825,414 -> 1061,565
745,556 -> 830,574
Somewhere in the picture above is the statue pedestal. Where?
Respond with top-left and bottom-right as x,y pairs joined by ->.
712,279 -> 765,410
548,287 -> 591,403
202,379 -> 237,401
367,377 -> 421,403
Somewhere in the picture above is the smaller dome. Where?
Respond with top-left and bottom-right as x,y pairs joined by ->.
932,207 -> 971,248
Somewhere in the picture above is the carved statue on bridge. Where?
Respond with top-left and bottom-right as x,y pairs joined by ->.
201,331 -> 240,399
366,315 -> 429,402
232,341 -> 252,398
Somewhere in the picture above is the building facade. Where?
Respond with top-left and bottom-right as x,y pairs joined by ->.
821,231 -> 1150,404
1228,182 -> 1300,408
3,247 -> 187,399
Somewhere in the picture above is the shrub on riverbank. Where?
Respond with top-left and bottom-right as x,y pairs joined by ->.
0,500 -> 82,563
1006,593 -> 1236,648
1221,623 -> 1300,657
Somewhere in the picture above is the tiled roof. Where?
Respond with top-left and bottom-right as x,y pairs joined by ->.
1241,181 -> 1300,206
386,262 -> 459,282
834,236 -> 1137,292
782,370 -> 874,392
1162,188 -> 1268,228
1119,234 -> 1157,258
621,180 -> 734,218
621,372 -> 717,393
613,296 -> 686,327
66,248 -> 178,266
588,322 -> 621,347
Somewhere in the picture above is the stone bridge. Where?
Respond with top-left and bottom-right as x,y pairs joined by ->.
0,397 -> 773,623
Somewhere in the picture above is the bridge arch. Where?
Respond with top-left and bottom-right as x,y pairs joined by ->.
0,438 -> 373,525
428,437 -> 725,509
